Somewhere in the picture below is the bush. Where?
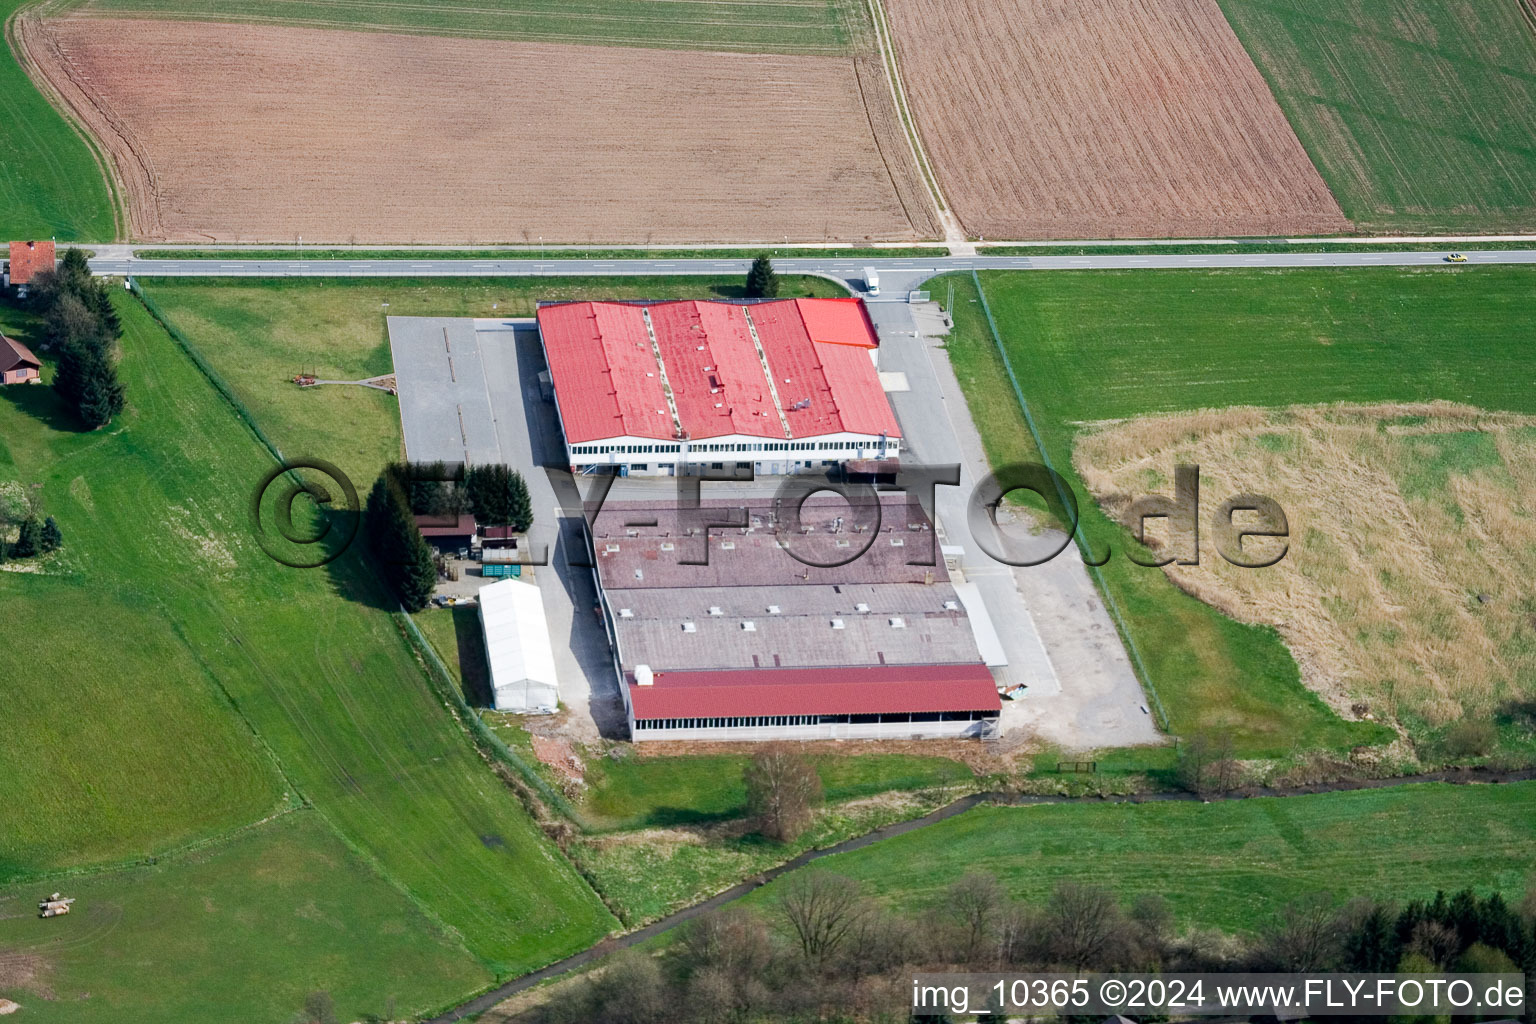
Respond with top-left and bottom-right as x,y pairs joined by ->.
1442,719 -> 1497,758
10,517 -> 42,558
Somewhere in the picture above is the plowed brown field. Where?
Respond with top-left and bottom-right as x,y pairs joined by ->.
25,17 -> 937,243
883,0 -> 1351,239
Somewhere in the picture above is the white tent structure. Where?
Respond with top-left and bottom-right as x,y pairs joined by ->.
478,579 -> 560,713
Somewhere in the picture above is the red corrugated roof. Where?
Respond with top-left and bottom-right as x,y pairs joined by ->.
8,241 -> 54,286
628,663 -> 999,719
538,299 -> 900,445
539,301 -> 672,444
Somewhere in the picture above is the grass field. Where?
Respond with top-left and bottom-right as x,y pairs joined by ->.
1077,403 -> 1536,753
133,276 -> 846,489
744,781 -> 1536,934
0,1 -> 117,239
944,265 -> 1536,755
69,0 -> 870,54
581,753 -> 974,831
0,812 -> 491,1023
1219,0 -> 1536,233
0,288 -> 615,975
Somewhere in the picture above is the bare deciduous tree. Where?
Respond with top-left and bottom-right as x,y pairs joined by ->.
1256,893 -> 1345,971
945,871 -> 1006,965
745,745 -> 822,842
679,906 -> 771,976
777,871 -> 867,965
1041,882 -> 1127,969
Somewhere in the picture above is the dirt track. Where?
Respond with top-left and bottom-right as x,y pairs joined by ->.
884,0 -> 1352,239
24,17 -> 937,244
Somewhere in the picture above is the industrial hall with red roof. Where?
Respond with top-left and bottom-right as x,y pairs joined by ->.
537,297 -> 901,476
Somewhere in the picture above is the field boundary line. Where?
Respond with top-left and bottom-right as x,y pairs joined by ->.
864,0 -> 946,218
1,803 -> 305,888
967,270 -> 1171,731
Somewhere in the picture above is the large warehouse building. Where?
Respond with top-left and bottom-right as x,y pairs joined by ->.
537,298 -> 901,476
589,494 -> 1002,742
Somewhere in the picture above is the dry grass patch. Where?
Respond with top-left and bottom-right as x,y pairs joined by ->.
1075,402 -> 1536,742
26,17 -> 935,243
883,0 -> 1349,239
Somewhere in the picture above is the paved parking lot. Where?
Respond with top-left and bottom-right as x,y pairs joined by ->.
389,316 -> 626,741
864,298 -> 1161,750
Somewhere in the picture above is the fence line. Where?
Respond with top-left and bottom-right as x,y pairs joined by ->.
967,270 -> 1170,731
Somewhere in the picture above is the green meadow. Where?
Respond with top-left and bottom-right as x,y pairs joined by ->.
0,812 -> 491,1023
1220,0 -> 1536,232
943,265 -> 1536,754
745,781 -> 1536,934
0,0 -> 118,239
0,289 -> 615,982
69,0 -> 870,54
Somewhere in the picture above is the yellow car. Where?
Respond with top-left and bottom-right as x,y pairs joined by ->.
1446,252 -> 1468,263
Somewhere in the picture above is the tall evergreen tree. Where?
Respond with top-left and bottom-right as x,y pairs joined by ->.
40,516 -> 63,553
365,471 -> 438,612
55,339 -> 126,429
11,517 -> 42,558
466,464 -> 533,531
744,254 -> 779,298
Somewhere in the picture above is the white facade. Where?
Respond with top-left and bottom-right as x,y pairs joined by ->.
479,579 -> 560,713
564,431 -> 900,476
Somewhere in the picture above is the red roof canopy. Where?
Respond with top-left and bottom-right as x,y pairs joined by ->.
414,513 -> 476,537
538,299 -> 900,445
628,663 -> 999,719
8,241 -> 55,286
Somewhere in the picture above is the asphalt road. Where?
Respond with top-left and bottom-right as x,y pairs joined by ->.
87,248 -> 1536,297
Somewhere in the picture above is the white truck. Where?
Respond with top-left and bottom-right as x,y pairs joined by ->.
863,267 -> 880,296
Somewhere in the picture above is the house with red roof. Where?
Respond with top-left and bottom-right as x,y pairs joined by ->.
0,333 -> 41,385
536,298 -> 901,476
5,241 -> 56,298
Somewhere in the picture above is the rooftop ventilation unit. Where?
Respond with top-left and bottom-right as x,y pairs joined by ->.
741,621 -> 756,632
635,664 -> 654,687
767,605 -> 782,614
708,606 -> 723,616
660,542 -> 675,552
889,617 -> 906,629
943,600 -> 960,611
681,622 -> 697,633
604,543 -> 621,553
889,537 -> 905,547
830,618 -> 845,630
619,608 -> 634,618
721,541 -> 736,550
855,603 -> 871,613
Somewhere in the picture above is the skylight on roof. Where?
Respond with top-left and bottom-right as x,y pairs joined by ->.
889,617 -> 906,629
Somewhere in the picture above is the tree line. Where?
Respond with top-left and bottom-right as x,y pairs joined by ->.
532,873 -> 1536,1024
29,248 -> 126,429
364,461 -> 533,611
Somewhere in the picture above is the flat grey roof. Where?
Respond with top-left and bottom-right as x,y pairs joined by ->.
593,494 -> 984,674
